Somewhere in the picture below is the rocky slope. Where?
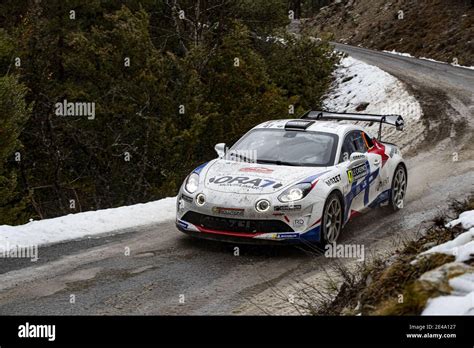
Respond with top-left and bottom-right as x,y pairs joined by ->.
304,0 -> 474,66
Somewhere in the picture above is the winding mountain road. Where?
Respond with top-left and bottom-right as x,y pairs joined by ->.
0,44 -> 473,315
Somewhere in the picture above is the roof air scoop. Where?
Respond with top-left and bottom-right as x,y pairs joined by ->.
284,120 -> 315,131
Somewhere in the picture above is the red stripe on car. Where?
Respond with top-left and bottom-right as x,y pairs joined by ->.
196,226 -> 263,238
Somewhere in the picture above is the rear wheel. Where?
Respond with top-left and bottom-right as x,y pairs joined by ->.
390,165 -> 407,211
321,192 -> 343,244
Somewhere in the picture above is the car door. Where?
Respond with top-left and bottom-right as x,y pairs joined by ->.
339,130 -> 381,215
360,131 -> 383,207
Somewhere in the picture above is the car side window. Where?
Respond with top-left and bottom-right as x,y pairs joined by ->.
339,131 -> 367,163
339,132 -> 356,163
362,132 -> 374,149
352,131 -> 367,153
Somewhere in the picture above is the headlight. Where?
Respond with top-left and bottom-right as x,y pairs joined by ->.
185,173 -> 199,194
278,183 -> 312,203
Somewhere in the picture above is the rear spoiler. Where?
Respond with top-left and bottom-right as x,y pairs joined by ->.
300,110 -> 404,141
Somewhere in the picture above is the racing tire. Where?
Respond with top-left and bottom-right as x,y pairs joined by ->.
321,192 -> 343,245
389,164 -> 407,211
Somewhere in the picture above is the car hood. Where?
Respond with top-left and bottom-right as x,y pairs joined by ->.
203,159 -> 330,195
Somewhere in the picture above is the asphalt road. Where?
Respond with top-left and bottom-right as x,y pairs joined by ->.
0,45 -> 473,315
332,43 -> 474,96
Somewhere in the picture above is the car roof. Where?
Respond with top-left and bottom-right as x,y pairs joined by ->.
253,119 -> 366,137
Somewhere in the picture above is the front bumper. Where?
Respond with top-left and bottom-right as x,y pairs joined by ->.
176,225 -> 307,245
176,187 -> 325,244
176,212 -> 321,244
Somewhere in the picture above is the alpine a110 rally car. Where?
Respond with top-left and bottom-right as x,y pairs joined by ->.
176,111 -> 407,244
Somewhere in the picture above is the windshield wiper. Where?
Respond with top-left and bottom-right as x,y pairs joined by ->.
257,159 -> 300,166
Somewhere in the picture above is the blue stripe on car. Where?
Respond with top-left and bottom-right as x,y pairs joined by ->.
363,169 -> 380,205
177,220 -> 189,229
301,225 -> 322,242
369,189 -> 391,208
192,162 -> 208,174
298,170 -> 331,184
343,162 -> 379,222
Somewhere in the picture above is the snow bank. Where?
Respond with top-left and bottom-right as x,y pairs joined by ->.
421,210 -> 474,315
422,211 -> 474,263
422,270 -> 474,315
420,58 -> 474,70
383,49 -> 474,70
0,197 -> 177,254
422,230 -> 474,263
383,49 -> 414,58
323,56 -> 424,152
423,290 -> 474,315
446,210 -> 474,229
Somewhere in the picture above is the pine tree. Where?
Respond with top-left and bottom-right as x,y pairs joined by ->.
0,75 -> 31,224
259,32 -> 340,110
1,1 -> 339,220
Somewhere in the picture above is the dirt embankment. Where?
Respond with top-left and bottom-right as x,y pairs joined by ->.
315,196 -> 474,316
304,0 -> 474,66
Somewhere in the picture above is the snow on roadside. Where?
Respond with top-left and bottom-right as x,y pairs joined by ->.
420,210 -> 474,315
0,197 -> 177,254
423,288 -> 474,315
421,211 -> 474,263
383,49 -> 474,70
383,49 -> 414,58
323,56 -> 424,153
420,57 -> 474,70
421,231 -> 474,263
446,210 -> 474,229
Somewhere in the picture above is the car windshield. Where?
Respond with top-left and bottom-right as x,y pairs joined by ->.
228,129 -> 338,167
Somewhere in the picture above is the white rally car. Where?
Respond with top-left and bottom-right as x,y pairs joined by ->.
176,111 -> 407,244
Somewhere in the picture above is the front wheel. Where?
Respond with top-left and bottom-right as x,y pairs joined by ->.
321,192 -> 343,244
390,164 -> 407,211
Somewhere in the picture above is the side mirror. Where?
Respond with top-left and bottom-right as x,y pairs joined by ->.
214,143 -> 226,158
350,152 -> 367,162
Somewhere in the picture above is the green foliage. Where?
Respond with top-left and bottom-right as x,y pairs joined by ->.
259,32 -> 340,110
198,22 -> 291,144
0,29 -> 14,75
234,0 -> 290,35
0,75 -> 31,224
0,1 -> 339,224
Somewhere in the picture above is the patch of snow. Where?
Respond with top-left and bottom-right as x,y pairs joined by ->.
419,57 -> 442,63
419,262 -> 469,285
423,271 -> 474,315
420,57 -> 474,70
421,210 -> 474,315
323,56 -> 424,152
449,272 -> 474,295
446,210 -> 474,229
383,50 -> 474,70
451,63 -> 474,70
383,49 -> 414,58
422,211 -> 474,263
0,197 -> 177,254
265,36 -> 287,45
422,291 -> 474,315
